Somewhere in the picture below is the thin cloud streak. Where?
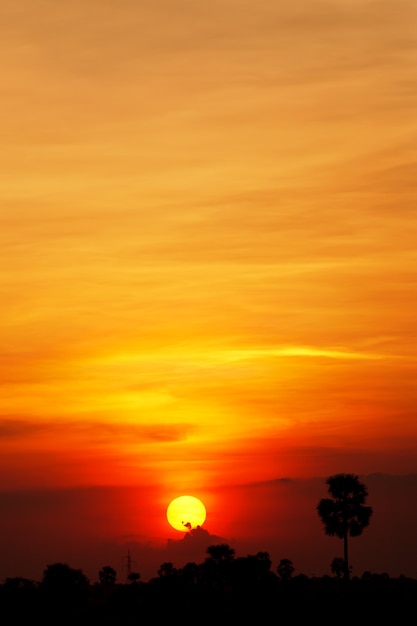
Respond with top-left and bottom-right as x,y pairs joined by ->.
217,346 -> 387,362
0,418 -> 194,443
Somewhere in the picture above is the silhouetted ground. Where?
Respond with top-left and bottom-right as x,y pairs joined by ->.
1,574 -> 416,625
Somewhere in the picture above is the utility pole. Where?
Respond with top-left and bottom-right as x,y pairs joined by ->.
122,549 -> 136,581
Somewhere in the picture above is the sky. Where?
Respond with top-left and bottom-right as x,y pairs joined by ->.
1,0 -> 417,582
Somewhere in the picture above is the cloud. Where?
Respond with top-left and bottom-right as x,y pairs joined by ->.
218,345 -> 385,362
164,526 -> 228,566
0,419 -> 53,438
0,417 -> 194,443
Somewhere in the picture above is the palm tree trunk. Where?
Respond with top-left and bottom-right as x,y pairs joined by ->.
343,532 -> 350,581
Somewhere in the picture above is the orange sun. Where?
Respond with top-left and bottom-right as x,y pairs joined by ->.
166,495 -> 206,532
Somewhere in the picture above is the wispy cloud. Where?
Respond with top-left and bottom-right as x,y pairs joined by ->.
217,345 -> 386,362
0,418 -> 194,443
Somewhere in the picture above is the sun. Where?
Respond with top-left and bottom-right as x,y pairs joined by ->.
166,495 -> 206,532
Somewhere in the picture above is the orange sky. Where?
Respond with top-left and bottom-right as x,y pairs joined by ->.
1,0 -> 417,581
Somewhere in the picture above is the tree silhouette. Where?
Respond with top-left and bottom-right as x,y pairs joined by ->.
42,562 -> 89,590
330,557 -> 346,579
41,562 -> 89,613
204,544 -> 235,589
206,543 -> 235,563
277,558 -> 295,581
317,473 -> 373,581
98,565 -> 117,587
251,551 -> 272,579
231,552 -> 273,590
127,572 -> 141,584
180,562 -> 199,586
157,562 -> 178,577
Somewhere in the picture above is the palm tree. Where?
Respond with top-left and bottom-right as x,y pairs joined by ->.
317,473 -> 373,581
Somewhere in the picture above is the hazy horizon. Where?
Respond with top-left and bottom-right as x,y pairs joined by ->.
2,472 -> 417,583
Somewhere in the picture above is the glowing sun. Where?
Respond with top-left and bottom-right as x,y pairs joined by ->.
166,495 -> 206,532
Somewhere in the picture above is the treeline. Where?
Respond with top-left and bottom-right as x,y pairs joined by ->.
1,545 -> 416,625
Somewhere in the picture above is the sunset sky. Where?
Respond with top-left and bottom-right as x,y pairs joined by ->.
1,0 -> 417,582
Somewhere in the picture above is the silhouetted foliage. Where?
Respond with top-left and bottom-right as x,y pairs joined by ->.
331,557 -> 347,579
0,577 -> 39,621
42,562 -> 89,591
157,561 -> 178,577
1,554 -> 417,625
277,558 -> 295,581
180,561 -> 199,586
317,473 -> 373,581
201,544 -> 236,591
41,562 -> 89,619
230,551 -> 274,594
3,576 -> 36,591
98,565 -> 117,586
206,543 -> 235,563
127,571 -> 141,584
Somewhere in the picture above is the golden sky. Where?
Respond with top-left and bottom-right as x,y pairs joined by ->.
1,0 -> 417,578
